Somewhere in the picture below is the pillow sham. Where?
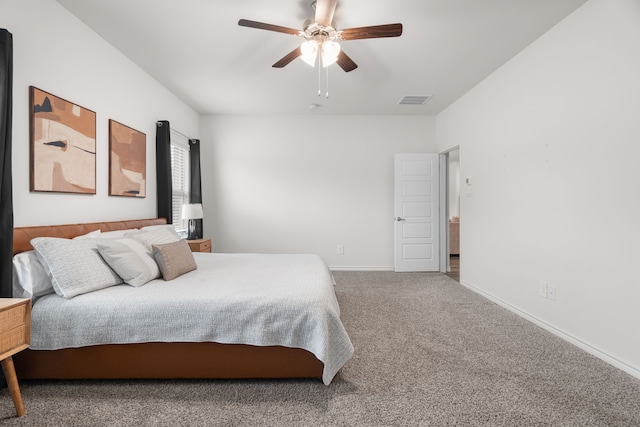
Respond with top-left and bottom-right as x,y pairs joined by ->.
125,229 -> 181,253
31,237 -> 123,299
12,250 -> 55,300
140,224 -> 181,239
73,229 -> 101,239
152,240 -> 197,281
96,238 -> 160,287
98,228 -> 139,238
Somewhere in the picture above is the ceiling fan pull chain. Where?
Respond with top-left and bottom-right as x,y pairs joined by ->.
318,59 -> 322,96
326,65 -> 330,98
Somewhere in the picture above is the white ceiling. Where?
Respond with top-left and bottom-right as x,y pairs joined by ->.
56,0 -> 587,116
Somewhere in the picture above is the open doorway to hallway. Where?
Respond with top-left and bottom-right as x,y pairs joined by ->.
446,253 -> 460,282
441,147 -> 460,282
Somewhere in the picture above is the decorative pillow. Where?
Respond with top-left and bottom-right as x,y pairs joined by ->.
97,238 -> 160,287
152,240 -> 197,281
12,250 -> 55,300
31,237 -> 123,299
140,224 -> 181,239
125,229 -> 181,253
73,229 -> 101,239
98,228 -> 139,238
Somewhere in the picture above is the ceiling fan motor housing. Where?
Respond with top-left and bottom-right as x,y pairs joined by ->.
303,19 -> 339,42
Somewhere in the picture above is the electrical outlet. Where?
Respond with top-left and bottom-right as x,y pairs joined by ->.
539,281 -> 548,298
337,245 -> 344,255
547,286 -> 556,301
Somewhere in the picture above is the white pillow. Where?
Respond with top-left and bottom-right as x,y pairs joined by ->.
73,229 -> 101,239
31,237 -> 123,299
98,228 -> 139,238
97,238 -> 160,287
125,229 -> 181,252
140,224 -> 181,239
12,251 -> 55,300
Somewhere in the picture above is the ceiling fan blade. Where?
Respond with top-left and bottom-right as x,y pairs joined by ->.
336,50 -> 358,72
339,23 -> 403,40
315,0 -> 338,27
238,19 -> 301,36
272,47 -> 302,68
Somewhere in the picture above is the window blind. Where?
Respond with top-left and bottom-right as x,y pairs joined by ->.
170,129 -> 190,231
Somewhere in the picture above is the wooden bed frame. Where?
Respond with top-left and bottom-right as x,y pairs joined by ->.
12,218 -> 323,380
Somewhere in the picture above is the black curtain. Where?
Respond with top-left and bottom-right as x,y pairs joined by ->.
0,29 -> 13,298
156,120 -> 172,223
189,139 -> 203,239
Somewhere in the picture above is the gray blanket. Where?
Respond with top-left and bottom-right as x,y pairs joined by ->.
31,253 -> 354,384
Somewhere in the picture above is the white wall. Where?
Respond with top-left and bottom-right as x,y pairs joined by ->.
437,0 -> 640,376
2,0 -> 199,227
200,115 -> 436,269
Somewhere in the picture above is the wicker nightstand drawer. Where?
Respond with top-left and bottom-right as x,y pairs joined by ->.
0,300 -> 30,360
0,325 -> 28,357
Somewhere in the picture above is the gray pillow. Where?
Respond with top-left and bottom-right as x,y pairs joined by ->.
152,240 -> 197,281
140,224 -> 181,239
125,229 -> 181,253
31,237 -> 123,298
96,238 -> 160,287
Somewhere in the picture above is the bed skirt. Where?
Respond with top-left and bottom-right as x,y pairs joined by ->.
14,342 -> 324,380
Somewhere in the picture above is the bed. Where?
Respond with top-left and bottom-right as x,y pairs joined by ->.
11,218 -> 353,385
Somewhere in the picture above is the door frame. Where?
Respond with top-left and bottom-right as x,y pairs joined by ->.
439,146 -> 460,273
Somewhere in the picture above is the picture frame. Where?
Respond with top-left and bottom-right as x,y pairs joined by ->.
108,119 -> 146,197
29,86 -> 97,194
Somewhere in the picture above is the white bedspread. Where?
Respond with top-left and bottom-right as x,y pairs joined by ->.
30,253 -> 353,384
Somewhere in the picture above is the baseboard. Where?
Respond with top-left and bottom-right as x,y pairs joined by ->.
329,266 -> 395,272
460,279 -> 640,381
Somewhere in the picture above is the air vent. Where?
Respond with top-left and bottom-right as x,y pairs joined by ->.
398,95 -> 432,106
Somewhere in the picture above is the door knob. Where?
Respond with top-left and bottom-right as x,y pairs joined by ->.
395,217 -> 406,222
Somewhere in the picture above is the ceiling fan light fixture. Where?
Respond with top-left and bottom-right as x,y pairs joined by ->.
301,40 -> 318,66
320,40 -> 340,67
239,0 -> 403,74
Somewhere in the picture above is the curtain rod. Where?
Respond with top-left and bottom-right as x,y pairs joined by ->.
157,121 -> 191,140
170,128 -> 190,140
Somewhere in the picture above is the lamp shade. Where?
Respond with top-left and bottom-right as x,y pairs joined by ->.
181,203 -> 203,220
301,40 -> 318,66
321,40 -> 340,67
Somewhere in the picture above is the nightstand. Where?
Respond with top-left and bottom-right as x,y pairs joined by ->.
0,298 -> 31,417
186,238 -> 211,253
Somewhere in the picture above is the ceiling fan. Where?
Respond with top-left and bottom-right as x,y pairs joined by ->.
238,0 -> 403,72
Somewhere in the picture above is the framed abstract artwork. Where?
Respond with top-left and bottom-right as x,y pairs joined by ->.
108,119 -> 146,197
29,86 -> 96,194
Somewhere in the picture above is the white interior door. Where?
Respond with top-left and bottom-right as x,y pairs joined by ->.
394,153 -> 440,272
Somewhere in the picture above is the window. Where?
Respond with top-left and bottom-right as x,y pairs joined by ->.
170,130 -> 190,233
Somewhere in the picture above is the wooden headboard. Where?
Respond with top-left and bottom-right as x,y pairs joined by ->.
12,218 -> 167,255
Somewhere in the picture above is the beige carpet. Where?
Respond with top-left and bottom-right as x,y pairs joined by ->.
1,271 -> 639,426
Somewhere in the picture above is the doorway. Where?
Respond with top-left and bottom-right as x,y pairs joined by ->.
440,147 -> 460,281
